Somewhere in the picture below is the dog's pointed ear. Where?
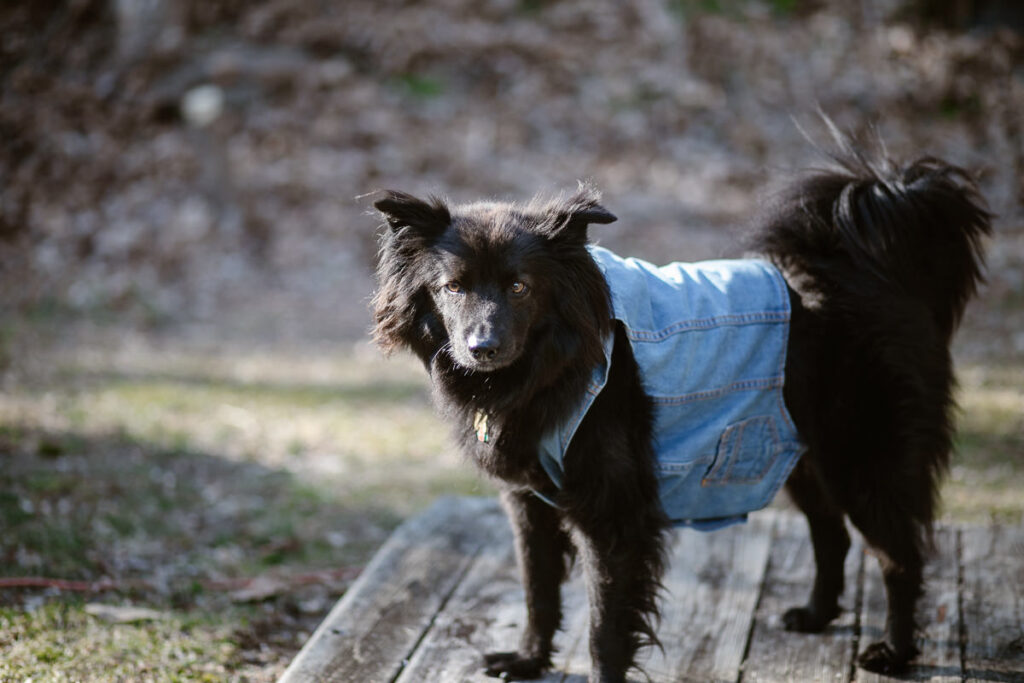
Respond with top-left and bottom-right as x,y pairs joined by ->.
374,191 -> 451,238
543,184 -> 616,243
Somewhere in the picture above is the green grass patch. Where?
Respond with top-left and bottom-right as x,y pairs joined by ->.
668,0 -> 797,21
0,348 -> 447,473
943,363 -> 1024,522
0,600 -> 243,681
395,73 -> 446,100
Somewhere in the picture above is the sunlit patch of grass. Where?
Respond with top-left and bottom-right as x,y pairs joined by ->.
943,363 -> 1024,522
0,600 -> 244,681
342,459 -> 496,518
0,344 -> 450,475
0,328 -> 482,569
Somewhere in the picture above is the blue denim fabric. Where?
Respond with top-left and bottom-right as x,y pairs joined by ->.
536,246 -> 805,531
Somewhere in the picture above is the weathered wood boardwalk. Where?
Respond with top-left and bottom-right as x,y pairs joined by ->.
280,497 -> 1024,683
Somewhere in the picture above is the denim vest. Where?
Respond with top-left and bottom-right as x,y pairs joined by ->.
536,246 -> 805,531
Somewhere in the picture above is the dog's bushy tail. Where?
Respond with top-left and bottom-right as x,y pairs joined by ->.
755,140 -> 992,339
756,135 -> 992,541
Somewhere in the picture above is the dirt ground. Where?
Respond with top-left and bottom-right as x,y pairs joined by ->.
2,1 -> 1023,680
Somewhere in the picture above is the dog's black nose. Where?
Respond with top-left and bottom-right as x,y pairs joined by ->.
468,336 -> 500,361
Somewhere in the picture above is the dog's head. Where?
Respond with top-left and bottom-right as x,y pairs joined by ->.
372,186 -> 615,374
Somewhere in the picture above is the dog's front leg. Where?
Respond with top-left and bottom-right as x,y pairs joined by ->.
571,518 -> 665,683
484,489 -> 571,680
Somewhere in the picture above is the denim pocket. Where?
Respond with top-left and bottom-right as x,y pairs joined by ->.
701,415 -> 780,486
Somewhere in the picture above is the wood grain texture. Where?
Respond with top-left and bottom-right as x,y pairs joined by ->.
855,525 -> 962,683
961,524 -> 1024,682
638,513 -> 774,682
909,526 -> 963,683
742,513 -> 862,683
281,498 -> 1024,683
547,569 -> 592,682
278,496 -> 507,683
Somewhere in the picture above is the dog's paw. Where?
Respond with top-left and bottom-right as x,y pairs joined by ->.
856,640 -> 918,674
483,651 -> 547,680
781,605 -> 835,633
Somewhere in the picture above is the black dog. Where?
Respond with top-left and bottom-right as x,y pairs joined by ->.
371,143 -> 990,682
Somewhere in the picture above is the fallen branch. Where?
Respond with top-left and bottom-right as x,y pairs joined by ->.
0,566 -> 363,596
0,577 -> 123,592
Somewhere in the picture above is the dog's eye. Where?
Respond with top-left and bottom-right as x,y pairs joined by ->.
510,281 -> 529,296
444,281 -> 463,294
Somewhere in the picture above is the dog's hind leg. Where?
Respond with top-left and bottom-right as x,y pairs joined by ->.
845,499 -> 925,674
782,457 -> 850,633
484,489 -> 572,680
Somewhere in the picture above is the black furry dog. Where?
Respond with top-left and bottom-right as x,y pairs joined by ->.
371,142 -> 990,682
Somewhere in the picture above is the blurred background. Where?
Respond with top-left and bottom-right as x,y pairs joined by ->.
1,0 -> 1022,679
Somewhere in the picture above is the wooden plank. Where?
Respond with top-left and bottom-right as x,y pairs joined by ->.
913,526 -> 965,682
547,569 -> 591,682
392,536 -> 519,682
394,531 -> 584,682
961,524 -> 1024,682
282,501 -> 1024,683
742,513 -> 862,683
515,515 -> 774,683
855,525 -> 963,683
636,513 -> 774,682
278,496 -> 507,683
403,518 -> 773,682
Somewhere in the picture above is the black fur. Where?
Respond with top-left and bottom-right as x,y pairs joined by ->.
371,144 -> 990,681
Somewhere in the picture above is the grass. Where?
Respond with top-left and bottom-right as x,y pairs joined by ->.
0,318 -> 493,680
0,315 -> 1020,680
668,0 -> 798,21
7,353 -> 447,468
0,600 -> 238,681
395,73 -> 446,100
945,363 -> 1024,522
